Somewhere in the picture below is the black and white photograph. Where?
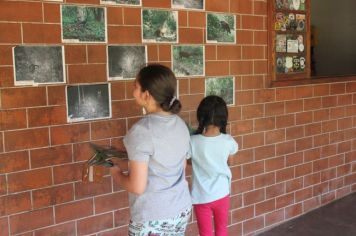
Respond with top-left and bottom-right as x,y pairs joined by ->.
62,5 -> 107,43
142,9 -> 178,43
172,0 -> 204,10
205,76 -> 235,105
108,45 -> 147,80
13,46 -> 65,86
207,13 -> 236,44
67,84 -> 111,122
100,0 -> 141,5
172,45 -> 204,77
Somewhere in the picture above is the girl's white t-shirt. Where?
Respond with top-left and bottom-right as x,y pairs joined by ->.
188,133 -> 238,204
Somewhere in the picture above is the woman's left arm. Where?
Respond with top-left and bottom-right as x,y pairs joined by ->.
110,160 -> 148,195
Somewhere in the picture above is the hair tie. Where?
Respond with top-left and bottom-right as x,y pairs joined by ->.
169,96 -> 177,108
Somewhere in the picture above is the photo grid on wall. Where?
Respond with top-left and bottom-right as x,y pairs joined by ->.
12,0 -> 238,122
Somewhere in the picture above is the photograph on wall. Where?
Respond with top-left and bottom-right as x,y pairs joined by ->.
100,0 -> 141,5
108,45 -> 147,80
205,77 -> 235,105
275,0 -> 306,11
142,9 -> 178,43
276,55 -> 306,74
276,34 -> 287,52
13,46 -> 65,86
207,13 -> 236,44
172,0 -> 204,10
62,5 -> 106,43
67,84 -> 111,122
172,45 -> 204,77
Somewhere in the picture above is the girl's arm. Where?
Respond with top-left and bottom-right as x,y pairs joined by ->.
227,155 -> 234,167
110,160 -> 148,195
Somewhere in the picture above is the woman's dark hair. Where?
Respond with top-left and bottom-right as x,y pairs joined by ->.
195,95 -> 228,134
137,64 -> 181,114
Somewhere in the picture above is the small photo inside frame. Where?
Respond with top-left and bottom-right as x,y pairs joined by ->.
108,45 -> 147,80
13,46 -> 66,86
66,83 -> 111,122
172,45 -> 205,77
172,0 -> 204,10
205,76 -> 235,106
207,13 -> 236,44
61,5 -> 107,43
142,9 -> 178,43
100,0 -> 141,5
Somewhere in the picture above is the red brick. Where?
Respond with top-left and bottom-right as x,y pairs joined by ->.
230,61 -> 253,75
30,145 -> 72,168
295,86 -> 313,99
178,11 -> 187,27
65,45 -> 86,64
112,100 -> 142,118
314,133 -> 330,147
114,208 -> 130,227
98,227 -> 129,236
75,176 -> 111,199
330,83 -> 346,94
91,119 -> 126,140
231,177 -> 253,195
68,64 -> 106,83
142,0 -> 171,8
254,117 -> 275,132
286,152 -> 303,166
243,216 -> 264,234
346,82 -> 356,92
276,140 -> 295,156
230,120 -> 252,136
123,7 -> 141,25
285,203 -> 302,219
206,0 -> 229,12
108,26 -> 141,43
107,7 -> 123,25
32,184 -> 74,209
8,168 -> 52,193
53,162 -> 83,184
0,175 -> 6,195
322,96 -> 337,108
48,85 -> 66,105
147,45 -> 158,62
286,126 -> 304,140
95,191 -> 129,214
314,84 -> 330,96
10,208 -> 54,235
254,60 -> 267,74
28,106 -> 67,127
241,75 -> 264,89
44,3 -> 60,23
266,183 -> 285,199
254,172 -> 275,188
188,11 -> 205,28
265,209 -> 284,226
73,141 -> 108,162
236,91 -> 253,105
304,148 -> 321,162
35,222 -> 76,236
231,206 -> 254,223
295,187 -> 313,202
296,111 -> 313,125
254,1 -> 267,15
1,87 -> 47,109
241,15 -> 264,30
231,0 -> 253,14
276,193 -> 294,209
243,133 -> 264,149
276,167 -> 294,182
338,94 -> 353,106
50,124 -> 90,145
0,217 -> 9,236
241,104 -> 264,119
255,144 -> 275,160
237,30 -> 253,44
88,45 -> 107,63
0,46 -> 13,65
276,87 -> 295,101
217,46 -> 241,60
303,196 -> 320,213
276,114 -> 295,128
304,173 -> 321,187
0,151 -> 29,174
286,177 -> 303,193
255,199 -> 275,216
266,157 -> 285,172
304,98 -> 322,111
243,161 -> 264,178
295,163 -> 312,177
179,28 -> 204,44
158,44 -> 171,61
0,1 -> 42,21
242,46 -> 264,59
23,23 -> 61,43
0,66 -> 14,87
313,182 -> 329,196
296,137 -> 313,151
254,89 -> 275,104
286,100 -> 303,113
0,109 -> 27,131
313,158 -> 329,172
4,128 -> 49,152
77,213 -> 113,236
55,199 -> 93,223
232,148 -> 253,165
266,102 -> 285,116
0,23 -> 21,43
0,192 -> 31,216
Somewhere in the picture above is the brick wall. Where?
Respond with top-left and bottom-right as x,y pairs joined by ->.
0,0 -> 355,235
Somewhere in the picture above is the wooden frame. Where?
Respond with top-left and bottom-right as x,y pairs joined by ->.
268,0 -> 311,82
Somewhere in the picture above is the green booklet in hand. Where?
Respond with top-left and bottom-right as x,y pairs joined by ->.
87,143 -> 128,167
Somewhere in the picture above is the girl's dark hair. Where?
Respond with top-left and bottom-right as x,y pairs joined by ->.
137,64 -> 181,114
195,95 -> 228,134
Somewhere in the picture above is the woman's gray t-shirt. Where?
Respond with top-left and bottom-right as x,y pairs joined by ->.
123,113 -> 192,222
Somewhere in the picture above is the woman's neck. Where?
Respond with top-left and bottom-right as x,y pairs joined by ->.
203,125 -> 221,137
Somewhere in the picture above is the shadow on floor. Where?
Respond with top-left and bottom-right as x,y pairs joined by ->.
259,192 -> 356,236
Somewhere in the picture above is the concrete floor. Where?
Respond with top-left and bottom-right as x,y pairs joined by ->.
259,192 -> 356,236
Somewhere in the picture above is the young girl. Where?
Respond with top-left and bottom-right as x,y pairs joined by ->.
110,64 -> 192,235
189,95 -> 238,236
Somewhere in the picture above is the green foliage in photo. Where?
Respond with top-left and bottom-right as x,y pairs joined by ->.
205,77 -> 234,105
101,0 -> 140,5
173,45 -> 204,77
207,13 -> 235,43
142,9 -> 177,42
62,6 -> 106,42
